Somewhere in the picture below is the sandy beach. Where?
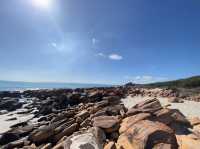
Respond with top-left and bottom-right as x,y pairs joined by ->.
121,95 -> 200,118
0,110 -> 34,134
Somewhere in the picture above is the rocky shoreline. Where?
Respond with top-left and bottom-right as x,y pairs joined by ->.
0,86 -> 200,148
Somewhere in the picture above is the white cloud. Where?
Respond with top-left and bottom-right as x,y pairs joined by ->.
50,42 -> 57,48
124,75 -> 168,84
92,38 -> 99,45
109,54 -> 123,60
96,52 -> 106,57
96,53 -> 123,60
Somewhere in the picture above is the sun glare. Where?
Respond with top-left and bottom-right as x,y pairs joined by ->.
32,0 -> 52,10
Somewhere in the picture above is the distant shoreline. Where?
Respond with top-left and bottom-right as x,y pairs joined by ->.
0,80 -> 112,91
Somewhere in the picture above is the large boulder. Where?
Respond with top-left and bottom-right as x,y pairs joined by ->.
152,108 -> 190,127
117,120 -> 178,149
176,135 -> 200,149
93,116 -> 120,133
0,91 -> 21,98
0,98 -> 23,111
126,98 -> 162,116
54,123 -> 78,142
0,132 -> 20,145
29,124 -> 56,144
63,128 -> 104,149
119,113 -> 151,134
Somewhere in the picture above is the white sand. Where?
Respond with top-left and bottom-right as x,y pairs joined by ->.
0,103 -> 35,134
121,96 -> 200,118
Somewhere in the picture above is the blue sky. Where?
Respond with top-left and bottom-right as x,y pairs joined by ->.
0,0 -> 200,84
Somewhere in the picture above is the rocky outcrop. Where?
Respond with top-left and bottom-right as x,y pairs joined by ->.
0,98 -> 23,111
126,98 -> 162,116
93,116 -> 120,133
1,87 -> 200,149
168,97 -> 184,103
117,120 -> 178,149
176,135 -> 200,149
119,113 -> 151,134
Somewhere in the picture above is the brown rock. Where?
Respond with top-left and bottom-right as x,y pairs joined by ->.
93,116 -> 120,133
154,108 -> 174,125
117,120 -> 178,149
154,108 -> 190,126
29,125 -> 55,144
41,143 -> 52,149
90,127 -> 106,145
119,113 -> 151,134
52,141 -> 64,149
63,129 -> 103,149
1,140 -> 24,149
176,135 -> 200,149
127,98 -> 162,116
170,109 -> 190,125
168,97 -> 184,103
54,123 -> 78,142
126,108 -> 142,116
188,117 -> 200,126
193,124 -> 200,134
153,143 -> 174,149
80,118 -> 91,128
134,98 -> 162,110
75,110 -> 90,120
102,96 -> 120,104
104,141 -> 116,149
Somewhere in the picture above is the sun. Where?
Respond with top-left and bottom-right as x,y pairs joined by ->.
32,0 -> 52,10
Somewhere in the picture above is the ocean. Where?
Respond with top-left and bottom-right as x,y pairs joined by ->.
0,80 -> 111,91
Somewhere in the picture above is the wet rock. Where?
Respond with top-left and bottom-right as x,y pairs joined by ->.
88,91 -> 103,102
109,132 -> 119,141
93,116 -> 120,133
67,93 -> 81,105
0,132 -> 20,145
0,91 -> 21,98
38,116 -> 48,122
38,105 -> 53,115
117,120 -> 178,149
9,125 -> 34,138
1,140 -> 24,149
0,98 -> 23,111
